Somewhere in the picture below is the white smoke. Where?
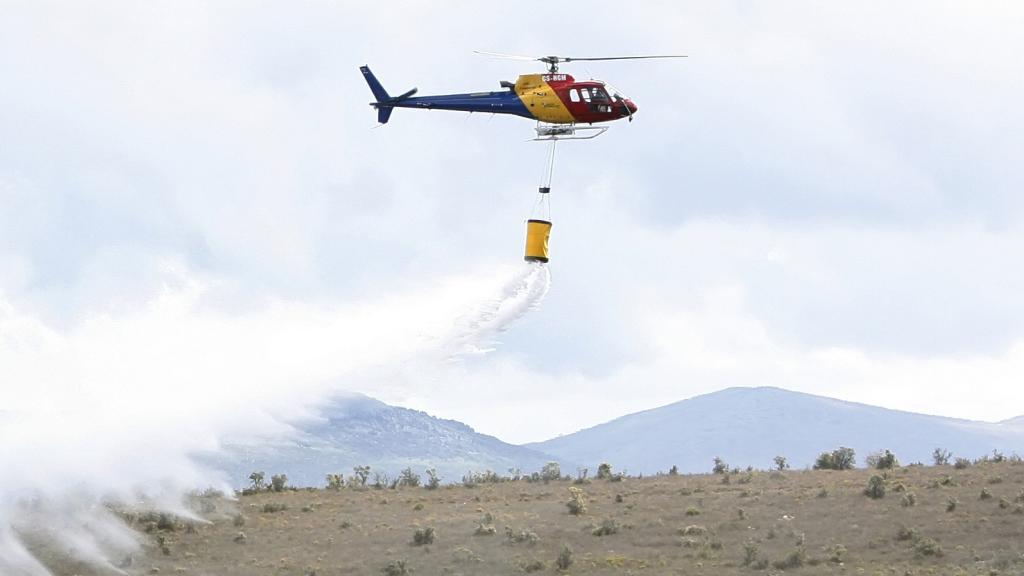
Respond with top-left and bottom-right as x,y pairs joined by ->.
0,261 -> 550,575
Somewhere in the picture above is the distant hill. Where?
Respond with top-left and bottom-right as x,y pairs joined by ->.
208,394 -> 564,488
1000,415 -> 1024,429
527,387 -> 1024,475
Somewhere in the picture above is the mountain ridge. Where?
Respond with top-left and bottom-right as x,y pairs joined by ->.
527,386 -> 1023,475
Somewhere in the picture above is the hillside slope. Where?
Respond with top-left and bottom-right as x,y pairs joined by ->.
209,394 -> 563,487
528,387 -> 1024,474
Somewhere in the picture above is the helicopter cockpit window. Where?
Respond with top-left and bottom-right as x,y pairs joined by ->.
591,87 -> 610,102
580,88 -> 591,103
569,88 -> 580,103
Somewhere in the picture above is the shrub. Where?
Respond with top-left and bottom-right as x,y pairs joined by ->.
864,475 -> 886,499
933,448 -> 952,466
574,468 -> 589,484
596,463 -> 613,480
946,496 -> 958,512
270,474 -> 288,492
352,465 -> 371,487
685,506 -> 701,516
680,525 -> 707,536
474,523 -> 496,536
425,468 -> 440,490
556,544 -> 573,571
914,536 -> 943,557
248,471 -> 266,492
381,559 -> 409,576
772,547 -> 806,570
895,526 -> 918,542
541,462 -> 562,482
712,456 -> 728,474
954,457 -> 971,469
412,526 -> 435,546
398,467 -> 421,488
829,543 -> 847,564
773,456 -> 789,471
868,449 -> 898,470
326,473 -> 344,491
262,502 -> 287,513
814,447 -> 856,470
591,518 -> 619,536
668,465 -> 679,476
505,526 -> 540,544
999,496 -> 1010,509
900,492 -> 917,507
742,541 -> 760,566
566,487 -> 587,515
980,487 -> 993,500
519,559 -> 545,572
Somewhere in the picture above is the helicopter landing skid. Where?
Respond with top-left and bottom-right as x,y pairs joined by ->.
532,124 -> 608,141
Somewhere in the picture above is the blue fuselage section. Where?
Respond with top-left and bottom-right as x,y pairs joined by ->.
383,90 -> 532,119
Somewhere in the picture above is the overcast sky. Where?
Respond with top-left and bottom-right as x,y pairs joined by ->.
2,1 -> 1024,445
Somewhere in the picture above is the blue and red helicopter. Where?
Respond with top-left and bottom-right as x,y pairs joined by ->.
361,52 -> 685,140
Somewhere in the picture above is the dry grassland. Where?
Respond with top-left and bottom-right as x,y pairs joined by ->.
43,461 -> 1024,575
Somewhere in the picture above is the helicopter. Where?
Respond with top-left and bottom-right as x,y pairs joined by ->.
360,52 -> 686,140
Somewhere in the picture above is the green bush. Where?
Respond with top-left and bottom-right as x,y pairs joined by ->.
425,468 -> 440,490
864,475 -> 886,499
867,449 -> 898,470
412,526 -> 435,546
248,471 -> 266,492
541,462 -> 562,482
914,536 -> 943,557
953,457 -> 971,469
351,465 -> 371,487
814,447 -> 856,470
270,474 -> 288,492
556,544 -> 573,571
900,492 -> 917,507
712,456 -> 728,474
742,541 -> 760,566
326,473 -> 343,491
398,467 -> 420,488
773,456 -> 789,471
772,547 -> 806,569
932,448 -> 952,466
591,518 -> 619,536
381,559 -> 409,576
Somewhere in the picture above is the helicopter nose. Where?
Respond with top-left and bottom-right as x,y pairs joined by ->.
625,99 -> 638,114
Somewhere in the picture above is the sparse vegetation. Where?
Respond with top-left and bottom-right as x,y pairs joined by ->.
773,455 -> 789,471
933,447 -> 952,466
125,454 -> 1024,576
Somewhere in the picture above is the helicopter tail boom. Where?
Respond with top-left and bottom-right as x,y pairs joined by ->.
360,65 -> 418,124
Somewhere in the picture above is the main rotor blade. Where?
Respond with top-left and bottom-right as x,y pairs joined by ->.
563,55 -> 687,62
473,50 -> 539,61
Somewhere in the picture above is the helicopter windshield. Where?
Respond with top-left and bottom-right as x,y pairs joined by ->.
590,86 -> 611,102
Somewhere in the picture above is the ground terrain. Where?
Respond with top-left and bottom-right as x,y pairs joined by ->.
37,461 -> 1024,575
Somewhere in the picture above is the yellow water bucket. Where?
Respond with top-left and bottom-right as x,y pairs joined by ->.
524,219 -> 552,262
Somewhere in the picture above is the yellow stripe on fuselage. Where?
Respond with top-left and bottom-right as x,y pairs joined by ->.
516,74 -> 574,124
